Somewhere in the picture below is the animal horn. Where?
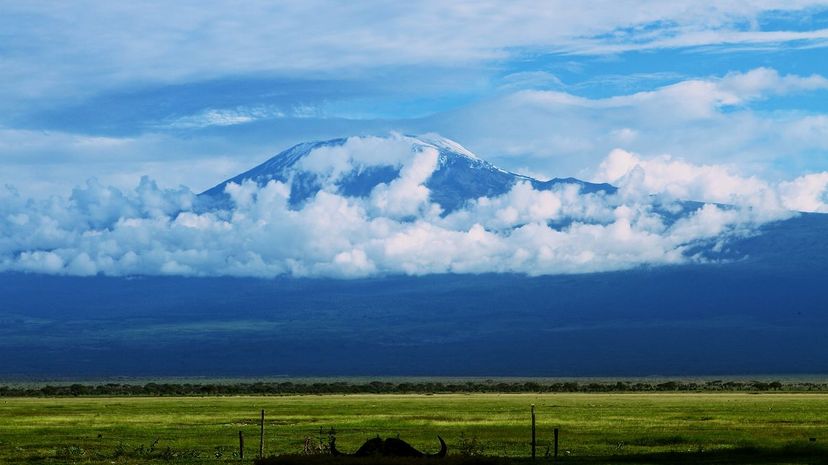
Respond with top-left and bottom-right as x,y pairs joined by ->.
431,436 -> 447,458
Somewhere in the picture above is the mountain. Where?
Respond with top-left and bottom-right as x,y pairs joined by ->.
199,135 -> 828,274
2,135 -> 828,378
200,134 -> 615,212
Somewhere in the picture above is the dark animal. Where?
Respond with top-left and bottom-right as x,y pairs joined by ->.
332,435 -> 446,458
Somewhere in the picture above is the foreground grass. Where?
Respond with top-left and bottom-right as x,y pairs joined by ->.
1,393 -> 826,464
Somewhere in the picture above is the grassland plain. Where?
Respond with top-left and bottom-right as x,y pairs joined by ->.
1,393 -> 827,464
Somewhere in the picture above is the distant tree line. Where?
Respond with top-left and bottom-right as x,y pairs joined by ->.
1,379 -> 827,397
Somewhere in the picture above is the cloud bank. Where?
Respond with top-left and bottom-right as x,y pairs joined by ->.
596,148 -> 828,214
2,135 -> 824,278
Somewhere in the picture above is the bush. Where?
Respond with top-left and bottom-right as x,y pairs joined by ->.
56,445 -> 86,459
457,433 -> 484,457
303,428 -> 337,455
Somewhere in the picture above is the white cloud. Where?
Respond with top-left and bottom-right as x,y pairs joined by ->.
594,147 -> 828,215
297,135 -> 414,181
718,67 -> 828,100
164,106 -> 286,129
567,26 -> 828,55
513,68 -> 828,118
596,149 -> 774,206
369,146 -> 440,218
436,68 -> 828,179
778,172 -> 828,213
0,134 -> 818,278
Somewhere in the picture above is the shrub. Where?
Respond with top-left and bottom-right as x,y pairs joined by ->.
303,427 -> 336,455
457,433 -> 484,457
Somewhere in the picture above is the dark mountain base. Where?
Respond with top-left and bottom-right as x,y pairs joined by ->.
2,242 -> 827,378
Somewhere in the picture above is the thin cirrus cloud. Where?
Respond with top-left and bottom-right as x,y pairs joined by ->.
566,27 -> 828,55
2,135 -> 825,279
163,107 -> 288,129
2,1 -> 828,103
436,68 -> 828,180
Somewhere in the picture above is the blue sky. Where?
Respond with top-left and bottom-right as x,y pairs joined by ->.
3,1 -> 828,196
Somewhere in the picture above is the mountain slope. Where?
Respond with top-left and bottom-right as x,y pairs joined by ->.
200,135 -> 615,212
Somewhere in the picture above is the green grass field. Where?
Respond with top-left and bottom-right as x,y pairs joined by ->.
1,393 -> 827,464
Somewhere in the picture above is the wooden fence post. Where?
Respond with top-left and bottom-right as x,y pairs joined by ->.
260,409 -> 265,459
553,428 -> 559,461
531,404 -> 536,460
239,431 -> 244,460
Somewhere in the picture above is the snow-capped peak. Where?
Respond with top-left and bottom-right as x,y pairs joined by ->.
200,134 -> 613,213
408,133 -> 480,160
